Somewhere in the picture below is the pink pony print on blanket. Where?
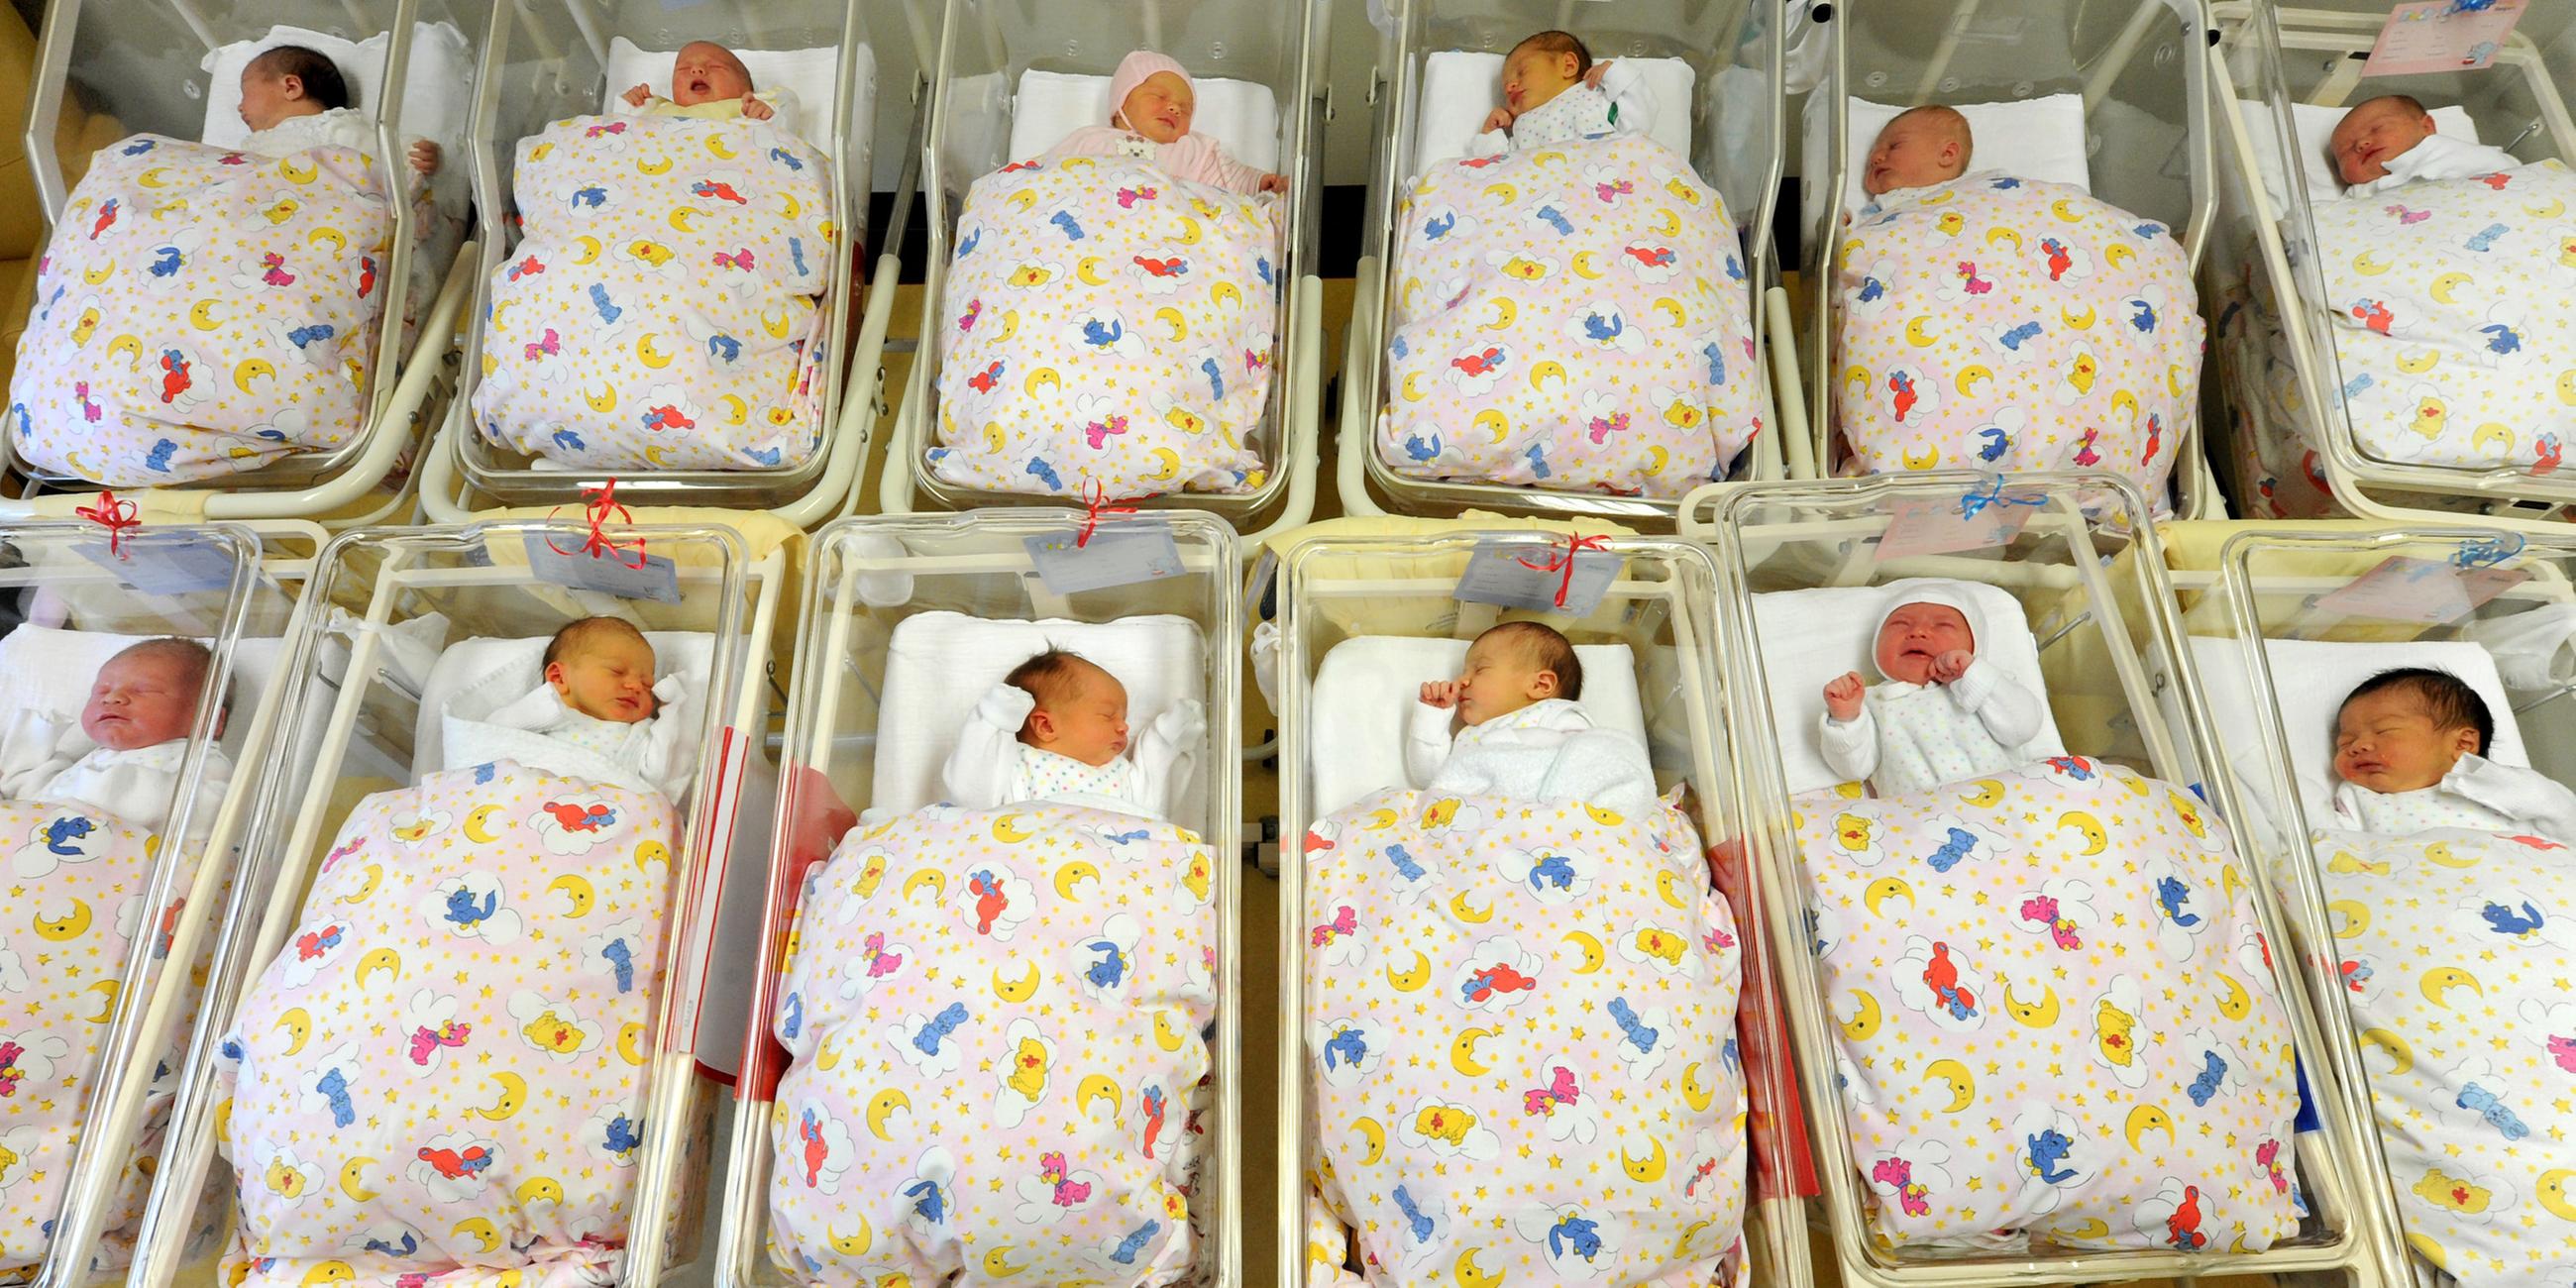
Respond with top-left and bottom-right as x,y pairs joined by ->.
1521,1066 -> 1579,1117
1310,906 -> 1357,947
1871,1157 -> 1933,1217
2018,895 -> 2082,949
1037,1150 -> 1092,1207
1954,261 -> 1994,295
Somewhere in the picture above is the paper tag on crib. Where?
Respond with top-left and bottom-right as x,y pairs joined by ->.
77,534 -> 239,596
2309,555 -> 2528,624
1025,524 -> 1185,594
1874,494 -> 2036,561
1453,541 -> 1618,616
2363,0 -> 2524,77
524,535 -> 682,604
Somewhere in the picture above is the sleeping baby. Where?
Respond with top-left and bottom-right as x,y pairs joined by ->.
1041,50 -> 1284,194
1468,29 -> 1654,158
1861,105 -> 1971,199
943,648 -> 1206,819
1820,580 -> 2046,797
1406,620 -> 1658,816
238,44 -> 440,176
2326,94 -> 2522,195
0,638 -> 231,835
467,616 -> 695,801
618,41 -> 790,123
2328,666 -> 2576,839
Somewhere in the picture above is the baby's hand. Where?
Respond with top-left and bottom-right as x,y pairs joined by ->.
1928,650 -> 1975,685
1480,107 -> 1515,135
621,83 -> 654,108
408,139 -> 441,176
1257,171 -> 1288,194
741,93 -> 776,122
1582,59 -> 1614,89
1420,680 -> 1462,709
1823,671 -> 1867,721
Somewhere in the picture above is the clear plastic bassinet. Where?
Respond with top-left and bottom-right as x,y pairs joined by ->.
714,509 -> 1245,1287
875,0 -> 1329,548
1681,472 -> 2410,1286
1268,528 -> 1810,1288
1336,0 -> 1799,526
121,520 -> 786,1288
2205,0 -> 2576,532
1796,0 -> 2223,520
421,0 -> 919,524
0,522 -> 312,1288
5,0 -> 483,521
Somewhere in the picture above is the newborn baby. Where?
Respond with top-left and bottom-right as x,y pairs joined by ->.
237,44 -> 440,175
473,617 -> 694,801
1820,580 -> 2045,797
943,649 -> 1205,819
2328,666 -> 2576,839
2327,94 -> 2522,195
0,638 -> 233,835
1468,29 -> 1654,158
1041,51 -> 1283,194
619,41 -> 789,123
1406,621 -> 1657,815
1861,105 -> 1972,199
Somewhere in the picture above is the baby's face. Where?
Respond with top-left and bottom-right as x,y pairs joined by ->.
1029,663 -> 1130,766
2334,688 -> 2475,795
1454,636 -> 1551,727
1863,116 -> 1967,197
548,633 -> 659,724
2330,98 -> 2435,185
1118,71 -> 1196,145
82,653 -> 201,752
237,65 -> 306,134
1873,602 -> 1973,685
1501,46 -> 1580,116
671,43 -> 752,107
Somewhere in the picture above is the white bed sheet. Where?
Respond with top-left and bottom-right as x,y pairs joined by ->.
1307,636 -> 1645,817
1751,584 -> 2070,797
198,22 -> 475,159
602,36 -> 869,150
413,631 -> 718,775
1004,69 -> 1280,172
2186,634 -> 2526,823
1411,50 -> 1695,172
1801,92 -> 2093,237
872,611 -> 1211,823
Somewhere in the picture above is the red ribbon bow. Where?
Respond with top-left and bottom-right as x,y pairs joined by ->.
546,480 -> 648,569
1516,531 -> 1612,609
1075,479 -> 1138,549
75,489 -> 139,559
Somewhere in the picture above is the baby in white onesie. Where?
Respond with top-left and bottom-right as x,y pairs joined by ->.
1466,29 -> 1655,158
1406,621 -> 1658,816
474,617 -> 695,802
0,637 -> 232,835
2328,666 -> 2576,840
2327,94 -> 2524,196
943,649 -> 1205,820
1819,579 -> 2047,798
235,44 -> 440,175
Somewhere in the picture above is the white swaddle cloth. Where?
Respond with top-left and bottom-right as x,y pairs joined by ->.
1404,697 -> 1660,816
0,706 -> 233,838
2343,132 -> 2525,198
2329,753 -> 2576,841
237,106 -> 376,159
443,677 -> 697,802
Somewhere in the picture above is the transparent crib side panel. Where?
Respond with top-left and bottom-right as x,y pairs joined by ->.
720,508 -> 1243,1288
127,520 -> 756,1288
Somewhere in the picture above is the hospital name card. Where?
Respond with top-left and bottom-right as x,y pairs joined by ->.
2309,555 -> 2527,625
1025,523 -> 1186,595
1453,541 -> 1619,616
525,534 -> 684,604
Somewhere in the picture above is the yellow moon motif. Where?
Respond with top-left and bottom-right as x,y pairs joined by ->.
993,961 -> 1040,1003
84,979 -> 117,1023
902,870 -> 946,904
1682,1062 -> 1716,1113
1450,1027 -> 1496,1077
2102,242 -> 2135,269
2423,841 -> 2477,869
461,805 -> 503,844
2051,198 -> 2085,223
2534,1170 -> 2576,1221
2351,250 -> 2390,275
1148,448 -> 1182,482
1355,1117 -> 1387,1165
2420,966 -> 2482,1009
669,208 -> 700,233
992,813 -> 1034,843
513,1177 -> 564,1207
1528,361 -> 1569,392
33,899 -> 90,941
356,948 -> 401,988
865,1088 -> 911,1140
1571,251 -> 1605,280
2359,1026 -> 2413,1076
1621,1136 -> 1668,1182
339,1157 -> 377,1202
2327,899 -> 2370,938
584,384 -> 618,414
189,299 -> 225,331
2215,974 -> 2252,1021
1563,932 -> 1605,974
1923,1059 -> 1975,1113
2002,978 -> 2060,1027
1076,1074 -> 1122,1119
547,875 -> 594,916
471,1072 -> 527,1122
1960,779 -> 2005,808
1386,951 -> 1432,993
1902,446 -> 1940,471
2061,304 -> 2096,330
1654,869 -> 1692,911
617,1022 -> 646,1066
275,1008 -> 313,1056
2058,810 -> 2108,856
635,334 -> 675,370
1152,1011 -> 1188,1052
1955,365 -> 1993,397
1474,409 -> 1511,443
2124,1104 -> 2175,1149
1839,990 -> 1883,1041
1863,877 -> 1914,916
1154,304 -> 1188,340
1986,227 -> 2023,252
1449,893 -> 1494,923
2429,271 -> 2471,305
453,1219 -> 500,1253
826,1218 -> 872,1256
1903,316 -> 1940,348
1052,862 -> 1099,900
981,1247 -> 1025,1277
1452,1246 -> 1505,1288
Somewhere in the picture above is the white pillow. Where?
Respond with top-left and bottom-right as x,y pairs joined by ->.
1003,69 -> 1280,173
872,612 -> 1212,825
1412,51 -> 1695,172
1804,93 -> 2093,235
601,36 -> 862,148
199,22 -> 474,158
1307,636 -> 1647,817
412,632 -> 718,775
2186,635 -> 2525,823
1750,585 -> 2070,797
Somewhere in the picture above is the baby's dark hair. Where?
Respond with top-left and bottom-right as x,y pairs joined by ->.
1509,30 -> 1592,76
543,616 -> 649,673
2340,666 -> 2493,756
1478,620 -> 1582,701
1005,648 -> 1102,707
249,45 -> 355,112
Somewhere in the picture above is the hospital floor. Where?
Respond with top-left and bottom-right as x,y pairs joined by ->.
694,280 -> 2291,1288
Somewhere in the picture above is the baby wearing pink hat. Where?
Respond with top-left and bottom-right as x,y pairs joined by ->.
1040,51 -> 1284,195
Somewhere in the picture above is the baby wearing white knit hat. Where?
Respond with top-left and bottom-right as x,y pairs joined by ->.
1819,579 -> 2049,797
